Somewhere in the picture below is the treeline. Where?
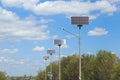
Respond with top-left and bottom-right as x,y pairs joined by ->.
0,72 -> 35,80
1,50 -> 120,80
36,50 -> 120,80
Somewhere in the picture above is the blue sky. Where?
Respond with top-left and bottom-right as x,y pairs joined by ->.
0,0 -> 120,76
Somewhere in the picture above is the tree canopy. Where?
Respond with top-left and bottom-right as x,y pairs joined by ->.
36,50 -> 120,80
0,71 -> 6,80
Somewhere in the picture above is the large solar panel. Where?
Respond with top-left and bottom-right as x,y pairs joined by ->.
71,16 -> 89,25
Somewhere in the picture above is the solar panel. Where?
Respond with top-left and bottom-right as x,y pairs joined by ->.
47,50 -> 55,54
71,16 -> 89,25
54,39 -> 63,45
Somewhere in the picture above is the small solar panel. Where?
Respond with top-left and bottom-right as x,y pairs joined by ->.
47,50 -> 55,54
43,56 -> 49,60
54,39 -> 63,45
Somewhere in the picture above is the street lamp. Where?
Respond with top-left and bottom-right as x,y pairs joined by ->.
71,16 -> 89,80
43,56 -> 49,80
54,39 -> 63,80
47,49 -> 55,80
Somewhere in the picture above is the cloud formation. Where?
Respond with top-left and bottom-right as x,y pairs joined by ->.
39,18 -> 54,24
0,7 -> 50,41
0,56 -> 41,76
1,0 -> 118,16
66,34 -> 75,39
33,46 -> 45,51
0,57 -> 24,64
0,0 -> 119,41
0,48 -> 19,54
61,39 -> 69,49
88,27 -> 108,36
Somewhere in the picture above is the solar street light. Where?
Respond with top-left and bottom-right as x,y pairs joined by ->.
47,50 -> 55,80
43,56 -> 49,80
71,16 -> 89,80
54,39 -> 63,80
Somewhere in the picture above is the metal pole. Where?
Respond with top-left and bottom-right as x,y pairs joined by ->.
51,54 -> 52,74
58,45 -> 61,80
45,60 -> 47,80
54,39 -> 62,80
43,56 -> 49,80
50,54 -> 53,80
78,25 -> 82,80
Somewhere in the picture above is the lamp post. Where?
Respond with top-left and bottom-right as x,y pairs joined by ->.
71,16 -> 89,80
54,39 -> 63,80
47,49 -> 55,80
43,56 -> 49,80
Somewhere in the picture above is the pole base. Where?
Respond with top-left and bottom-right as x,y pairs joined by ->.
79,76 -> 81,80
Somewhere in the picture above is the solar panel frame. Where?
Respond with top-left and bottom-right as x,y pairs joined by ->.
71,16 -> 89,25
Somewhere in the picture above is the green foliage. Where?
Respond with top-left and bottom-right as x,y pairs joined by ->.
0,71 -> 6,80
51,62 -> 59,80
82,54 -> 95,80
61,55 -> 78,80
94,50 -> 116,80
8,75 -> 35,80
36,70 -> 45,80
110,60 -> 120,80
36,50 -> 120,80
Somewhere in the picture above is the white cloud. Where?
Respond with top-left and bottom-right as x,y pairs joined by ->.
33,1 -> 117,16
52,35 -> 59,39
33,46 -> 45,51
0,48 -> 19,54
86,51 -> 94,55
89,14 -> 100,20
0,7 -> 50,41
66,34 -> 75,39
0,56 -> 41,65
0,57 -> 24,64
108,0 -> 120,10
61,39 -> 69,49
1,0 -> 22,7
1,0 -> 38,8
96,1 -> 117,14
0,7 -> 19,21
61,54 -> 67,58
0,0 -> 118,16
107,0 -> 120,4
0,56 -> 41,76
88,27 -> 108,36
39,18 -> 54,24
55,54 -> 67,60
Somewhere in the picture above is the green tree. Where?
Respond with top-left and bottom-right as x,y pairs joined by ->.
61,55 -> 78,80
36,61 -> 59,80
0,71 -> 6,80
36,50 -> 119,80
111,63 -> 120,80
36,70 -> 45,80
81,54 -> 95,80
110,58 -> 120,80
94,50 -> 116,80
51,62 -> 59,80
